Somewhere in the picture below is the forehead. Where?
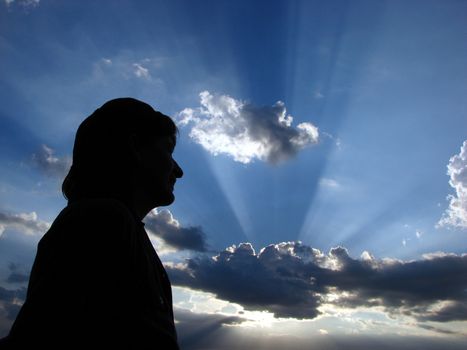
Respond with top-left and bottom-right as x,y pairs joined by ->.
152,135 -> 176,151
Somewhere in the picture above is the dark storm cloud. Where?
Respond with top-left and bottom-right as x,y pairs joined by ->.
0,286 -> 26,320
0,286 -> 26,337
323,250 -> 467,313
32,144 -> 71,178
167,242 -> 323,319
0,287 -> 23,303
6,263 -> 29,284
418,301 -> 467,323
417,323 -> 459,335
6,273 -> 29,284
167,242 -> 467,321
144,209 -> 208,252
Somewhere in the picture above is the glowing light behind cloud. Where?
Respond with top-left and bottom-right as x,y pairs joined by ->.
1,0 -> 466,347
177,91 -> 319,164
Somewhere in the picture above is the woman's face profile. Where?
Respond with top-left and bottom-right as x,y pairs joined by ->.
134,135 -> 183,207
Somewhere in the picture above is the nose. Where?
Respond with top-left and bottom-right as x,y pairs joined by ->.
173,160 -> 183,179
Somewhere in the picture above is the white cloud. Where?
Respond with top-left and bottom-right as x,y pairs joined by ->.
421,251 -> 458,260
319,178 -> 340,189
321,131 -> 342,149
92,56 -> 163,83
32,144 -> 71,179
438,140 -> 467,229
4,0 -> 39,8
177,91 -> 319,164
313,91 -> 325,99
0,210 -> 50,237
132,63 -> 151,80
360,251 -> 374,261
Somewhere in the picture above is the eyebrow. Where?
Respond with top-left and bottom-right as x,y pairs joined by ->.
168,136 -> 176,152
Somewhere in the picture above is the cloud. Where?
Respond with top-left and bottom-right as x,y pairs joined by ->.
132,63 -> 151,80
177,91 -> 319,164
4,0 -> 39,8
167,242 -> 323,319
417,301 -> 467,323
0,286 -> 26,337
438,140 -> 467,229
32,144 -> 71,179
174,308 -> 246,350
93,56 -> 163,83
6,263 -> 29,284
0,210 -> 50,237
144,209 -> 208,252
319,178 -> 340,189
313,90 -> 325,99
101,58 -> 112,65
417,323 -> 459,335
167,241 -> 467,321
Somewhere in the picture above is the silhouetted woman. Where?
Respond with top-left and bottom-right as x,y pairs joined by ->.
0,98 -> 183,348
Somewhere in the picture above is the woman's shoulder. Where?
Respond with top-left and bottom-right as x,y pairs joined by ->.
42,198 -> 138,246
62,198 -> 135,223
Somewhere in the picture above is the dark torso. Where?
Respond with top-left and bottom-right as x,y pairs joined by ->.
2,198 -> 179,349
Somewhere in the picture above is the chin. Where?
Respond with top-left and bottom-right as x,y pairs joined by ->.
154,193 -> 175,207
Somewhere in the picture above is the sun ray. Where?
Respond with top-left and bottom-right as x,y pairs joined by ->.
206,155 -> 255,242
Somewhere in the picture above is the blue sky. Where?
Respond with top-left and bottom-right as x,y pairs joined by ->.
1,0 -> 466,348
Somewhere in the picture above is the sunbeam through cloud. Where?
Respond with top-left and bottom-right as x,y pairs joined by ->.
177,91 -> 319,164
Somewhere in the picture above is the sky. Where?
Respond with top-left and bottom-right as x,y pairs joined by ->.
0,0 -> 466,348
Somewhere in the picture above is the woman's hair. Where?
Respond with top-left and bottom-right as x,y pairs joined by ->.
62,98 -> 177,203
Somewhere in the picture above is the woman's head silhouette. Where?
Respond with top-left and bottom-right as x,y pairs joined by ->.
62,98 -> 182,212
